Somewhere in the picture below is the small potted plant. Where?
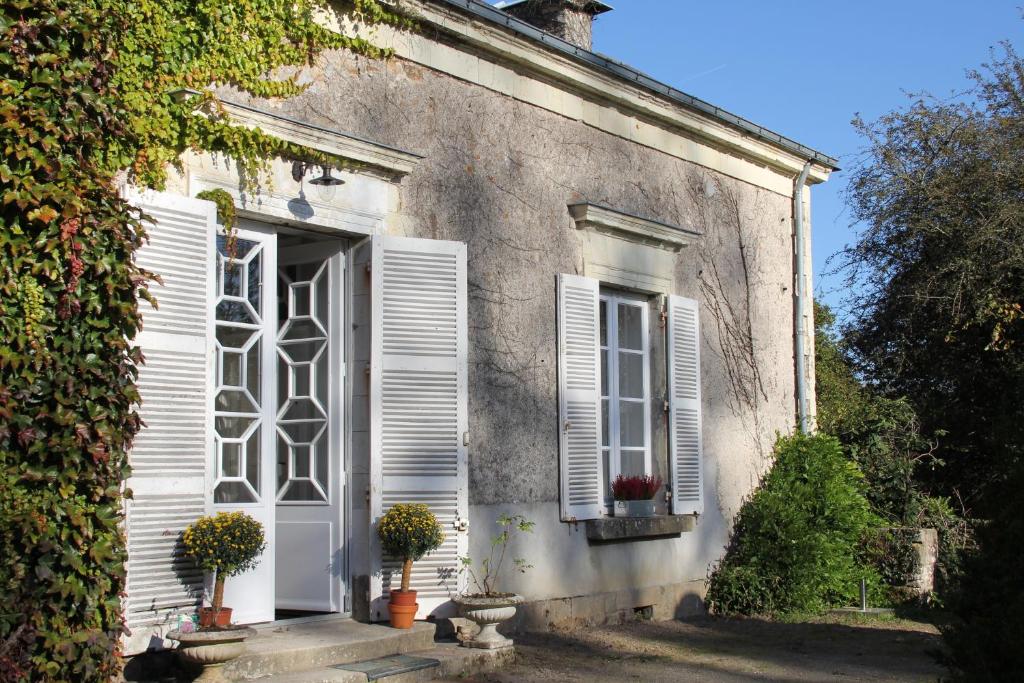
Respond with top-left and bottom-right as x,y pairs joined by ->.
180,511 -> 267,627
377,503 -> 445,629
611,474 -> 662,517
455,514 -> 534,650
169,511 -> 265,680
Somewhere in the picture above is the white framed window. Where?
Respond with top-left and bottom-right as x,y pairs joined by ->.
599,291 -> 652,501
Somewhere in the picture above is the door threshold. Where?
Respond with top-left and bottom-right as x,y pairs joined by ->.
254,611 -> 353,630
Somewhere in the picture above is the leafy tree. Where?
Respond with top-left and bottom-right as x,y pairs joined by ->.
840,44 -> 1024,513
841,40 -> 1024,679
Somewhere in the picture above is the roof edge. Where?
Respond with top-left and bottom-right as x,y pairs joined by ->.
430,0 -> 839,171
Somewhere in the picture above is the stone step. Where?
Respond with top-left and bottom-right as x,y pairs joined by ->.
225,620 -> 437,680
248,643 -> 513,683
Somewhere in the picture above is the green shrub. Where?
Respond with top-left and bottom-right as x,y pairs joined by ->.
706,433 -> 883,615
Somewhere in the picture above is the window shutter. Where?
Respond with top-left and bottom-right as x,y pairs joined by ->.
123,189 -> 215,649
368,235 -> 468,620
557,273 -> 604,521
667,295 -> 704,515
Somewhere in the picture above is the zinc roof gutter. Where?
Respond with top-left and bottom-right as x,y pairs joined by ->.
430,0 -> 840,171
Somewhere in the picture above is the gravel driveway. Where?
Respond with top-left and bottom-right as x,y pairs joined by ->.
439,613 -> 946,682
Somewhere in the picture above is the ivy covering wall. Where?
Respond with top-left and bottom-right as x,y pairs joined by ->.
0,1 -> 404,679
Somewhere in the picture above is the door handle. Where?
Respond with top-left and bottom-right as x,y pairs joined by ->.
453,517 -> 469,532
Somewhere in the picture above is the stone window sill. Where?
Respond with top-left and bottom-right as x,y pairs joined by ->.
585,514 -> 697,543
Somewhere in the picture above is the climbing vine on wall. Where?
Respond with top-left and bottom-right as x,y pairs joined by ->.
0,0 -> 406,680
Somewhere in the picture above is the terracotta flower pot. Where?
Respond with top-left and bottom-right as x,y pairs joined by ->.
198,607 -> 232,629
388,602 -> 418,629
389,589 -> 418,607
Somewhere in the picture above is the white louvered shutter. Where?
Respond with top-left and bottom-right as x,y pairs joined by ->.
123,189 -> 215,649
557,274 -> 604,521
667,295 -> 704,515
369,235 -> 468,621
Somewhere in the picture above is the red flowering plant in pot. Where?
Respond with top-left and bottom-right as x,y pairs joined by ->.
611,474 -> 662,517
377,503 -> 445,628
181,511 -> 267,628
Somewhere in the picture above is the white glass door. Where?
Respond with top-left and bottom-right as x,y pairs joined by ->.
274,239 -> 345,613
211,223 -> 277,624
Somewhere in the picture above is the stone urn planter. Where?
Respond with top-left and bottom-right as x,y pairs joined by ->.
453,594 -> 523,650
167,626 -> 256,682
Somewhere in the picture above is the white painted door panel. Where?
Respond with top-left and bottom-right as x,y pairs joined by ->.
274,244 -> 345,613
210,222 -> 276,624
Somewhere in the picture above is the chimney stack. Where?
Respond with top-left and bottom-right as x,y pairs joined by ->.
495,0 -> 612,52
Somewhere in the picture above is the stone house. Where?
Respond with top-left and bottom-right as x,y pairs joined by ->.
123,0 -> 835,654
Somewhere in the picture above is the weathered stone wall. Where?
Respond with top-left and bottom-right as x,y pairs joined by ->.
223,42 -> 801,603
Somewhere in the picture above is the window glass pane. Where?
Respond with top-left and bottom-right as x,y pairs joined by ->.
315,269 -> 329,329
601,399 -> 609,448
293,363 -> 311,397
316,350 -> 329,405
216,326 -> 256,349
222,350 -> 243,387
618,352 -> 644,398
314,431 -> 329,492
214,481 -> 256,504
247,253 -> 261,312
245,429 -> 260,491
217,300 -> 257,325
619,401 -> 645,448
281,480 -> 323,502
293,445 -> 311,478
216,415 -> 254,439
215,389 -> 257,414
620,449 -> 646,478
599,300 -> 607,346
224,262 -> 244,297
617,303 -> 643,350
292,284 -> 311,317
602,447 -> 611,500
281,321 -> 326,344
222,442 -> 241,477
280,419 -> 326,444
277,435 -> 289,492
246,341 -> 260,402
600,349 -> 608,397
217,235 -> 259,260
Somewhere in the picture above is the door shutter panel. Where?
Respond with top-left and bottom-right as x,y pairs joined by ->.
557,274 -> 604,521
123,189 -> 215,650
369,235 -> 468,621
667,295 -> 704,515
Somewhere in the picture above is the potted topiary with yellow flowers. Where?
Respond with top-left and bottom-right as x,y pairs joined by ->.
377,503 -> 445,628
181,511 -> 267,628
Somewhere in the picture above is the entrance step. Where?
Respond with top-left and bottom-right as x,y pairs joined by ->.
225,620 -> 436,680
247,643 -> 513,682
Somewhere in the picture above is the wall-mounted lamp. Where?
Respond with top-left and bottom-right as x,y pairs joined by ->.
291,161 -> 345,200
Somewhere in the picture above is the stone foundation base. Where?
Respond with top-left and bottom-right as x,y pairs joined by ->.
485,579 -> 707,634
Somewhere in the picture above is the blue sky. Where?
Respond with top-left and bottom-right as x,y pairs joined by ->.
577,1 -> 1022,311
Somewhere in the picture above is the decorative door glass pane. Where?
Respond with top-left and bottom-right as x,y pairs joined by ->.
276,258 -> 330,503
213,236 -> 264,504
